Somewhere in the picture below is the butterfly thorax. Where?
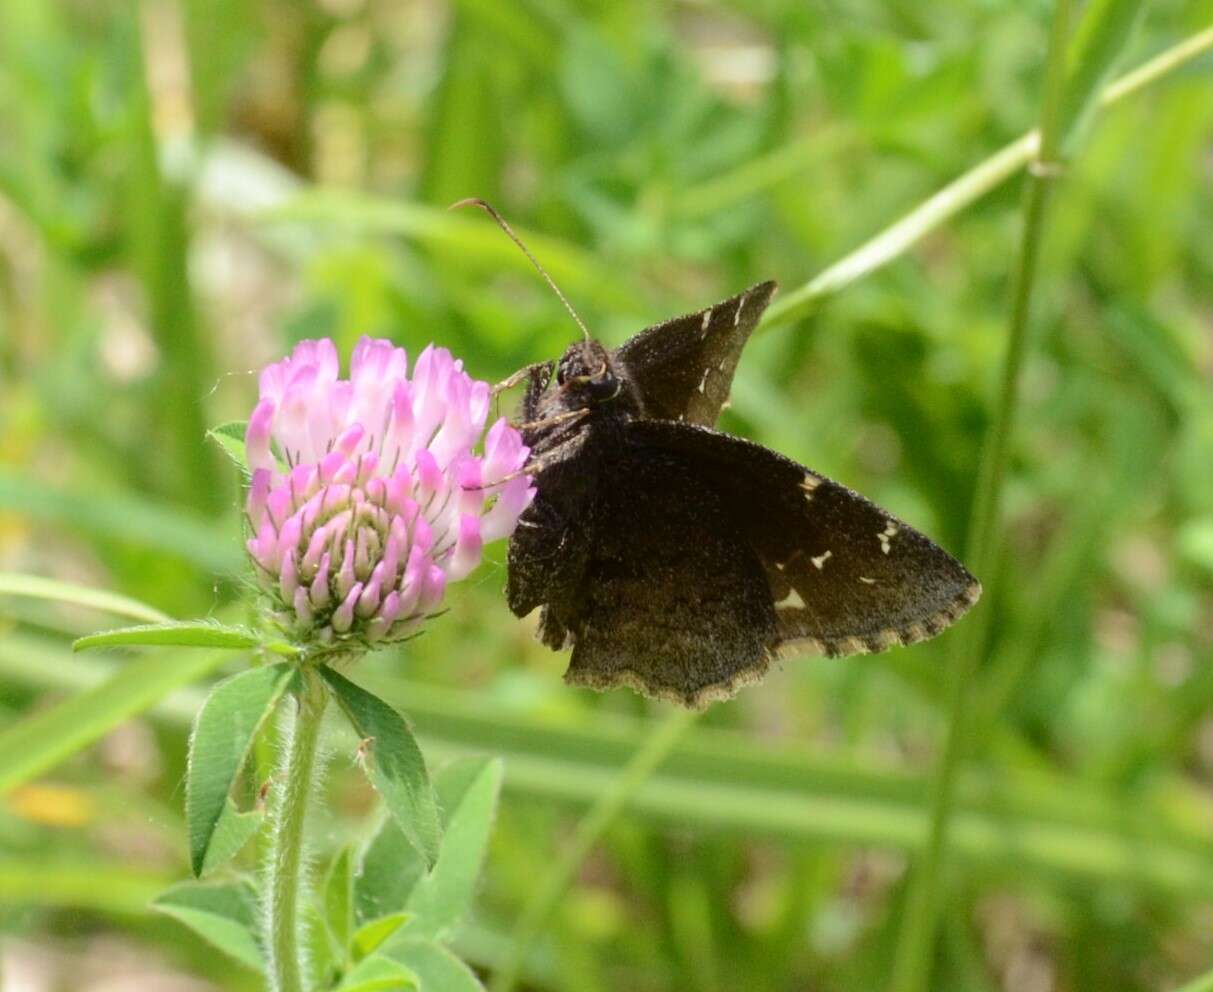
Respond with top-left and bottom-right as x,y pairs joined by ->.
522,340 -> 641,457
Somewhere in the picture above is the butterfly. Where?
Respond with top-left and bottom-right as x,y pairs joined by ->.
501,279 -> 981,709
455,202 -> 980,709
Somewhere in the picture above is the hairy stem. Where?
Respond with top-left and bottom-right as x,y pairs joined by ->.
267,667 -> 327,992
888,2 -> 1077,991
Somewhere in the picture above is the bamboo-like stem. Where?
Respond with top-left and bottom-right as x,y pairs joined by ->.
489,707 -> 699,992
266,668 -> 328,992
888,3 -> 1078,991
759,25 -> 1213,333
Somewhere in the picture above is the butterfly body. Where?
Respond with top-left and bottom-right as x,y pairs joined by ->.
507,281 -> 980,708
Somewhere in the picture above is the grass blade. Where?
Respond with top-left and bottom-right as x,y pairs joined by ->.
0,572 -> 169,623
0,860 -> 171,916
0,649 -> 236,793
1058,0 -> 1148,147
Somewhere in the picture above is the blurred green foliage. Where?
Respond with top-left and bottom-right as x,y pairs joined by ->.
0,0 -> 1211,990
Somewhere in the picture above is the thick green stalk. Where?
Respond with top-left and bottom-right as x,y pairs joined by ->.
267,668 -> 328,992
489,707 -> 699,992
889,3 -> 1077,991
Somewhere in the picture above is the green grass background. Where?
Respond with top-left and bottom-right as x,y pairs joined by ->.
1,0 -> 1212,990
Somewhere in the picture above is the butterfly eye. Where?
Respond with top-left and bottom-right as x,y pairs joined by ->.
587,368 -> 619,401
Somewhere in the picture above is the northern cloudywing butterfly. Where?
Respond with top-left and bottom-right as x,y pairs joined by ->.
465,204 -> 980,709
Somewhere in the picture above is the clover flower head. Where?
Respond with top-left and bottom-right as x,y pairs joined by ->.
245,337 -> 533,646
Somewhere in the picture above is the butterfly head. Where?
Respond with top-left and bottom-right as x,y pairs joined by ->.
556,341 -> 620,405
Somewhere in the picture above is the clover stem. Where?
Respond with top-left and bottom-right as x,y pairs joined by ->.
267,666 -> 328,992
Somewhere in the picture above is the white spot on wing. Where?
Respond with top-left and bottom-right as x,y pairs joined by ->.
700,310 -> 711,335
776,587 -> 806,609
878,521 -> 899,554
734,294 -> 747,326
696,369 -> 709,394
800,475 -> 820,505
811,550 -> 832,570
859,576 -> 876,585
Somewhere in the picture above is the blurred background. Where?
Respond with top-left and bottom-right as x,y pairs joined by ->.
1,0 -> 1212,989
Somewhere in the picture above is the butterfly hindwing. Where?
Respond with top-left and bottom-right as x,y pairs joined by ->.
505,427 -> 599,635
615,280 -> 777,426
556,441 -> 777,708
624,420 -> 981,660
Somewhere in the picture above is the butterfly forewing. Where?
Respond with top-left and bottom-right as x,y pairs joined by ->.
615,280 -> 776,426
625,421 -> 981,659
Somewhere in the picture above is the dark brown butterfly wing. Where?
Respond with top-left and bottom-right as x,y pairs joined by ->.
624,420 -> 981,661
614,280 -> 777,426
556,442 -> 778,708
505,280 -> 979,708
505,427 -> 599,638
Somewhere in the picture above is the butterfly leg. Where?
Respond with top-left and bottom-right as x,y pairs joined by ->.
495,360 -> 555,414
493,361 -> 549,395
507,492 -> 591,640
513,407 -> 589,434
520,361 -> 555,420
461,431 -> 586,494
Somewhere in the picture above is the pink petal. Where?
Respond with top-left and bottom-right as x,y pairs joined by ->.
331,582 -> 363,633
246,400 -> 277,474
445,513 -> 482,581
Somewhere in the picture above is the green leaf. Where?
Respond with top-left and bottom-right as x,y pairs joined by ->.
187,663 -> 293,875
73,621 -> 276,653
337,953 -> 418,992
208,421 -> 250,474
389,940 -> 482,992
307,900 -> 342,990
0,649 -> 236,794
355,814 -> 428,925
325,844 -> 356,960
320,667 -> 442,868
406,757 -> 503,940
153,881 -> 264,972
0,572 -> 169,624
353,912 -> 412,960
200,798 -> 264,877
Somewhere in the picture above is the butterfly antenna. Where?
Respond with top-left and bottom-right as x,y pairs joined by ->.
450,198 -> 592,342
